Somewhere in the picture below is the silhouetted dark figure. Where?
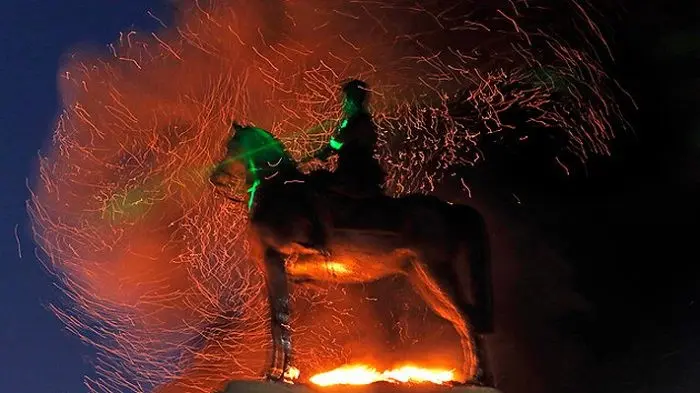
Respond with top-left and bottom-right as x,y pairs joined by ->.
315,79 -> 385,198
212,124 -> 495,386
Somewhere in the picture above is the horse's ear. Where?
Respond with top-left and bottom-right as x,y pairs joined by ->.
231,122 -> 248,140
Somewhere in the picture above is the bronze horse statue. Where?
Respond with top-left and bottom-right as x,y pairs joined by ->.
211,124 -> 494,386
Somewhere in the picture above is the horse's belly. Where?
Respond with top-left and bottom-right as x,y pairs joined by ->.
285,229 -> 409,283
286,250 -> 404,283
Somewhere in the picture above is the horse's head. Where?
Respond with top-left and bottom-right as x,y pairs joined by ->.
226,122 -> 296,181
213,123 -> 297,208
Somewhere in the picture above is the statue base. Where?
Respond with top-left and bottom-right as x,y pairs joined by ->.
218,380 -> 502,393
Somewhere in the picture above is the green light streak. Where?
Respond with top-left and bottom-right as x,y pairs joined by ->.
104,164 -> 217,223
247,179 -> 261,210
103,182 -> 156,223
329,136 -> 344,150
246,158 -> 259,210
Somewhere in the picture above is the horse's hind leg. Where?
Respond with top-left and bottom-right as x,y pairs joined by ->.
405,259 -> 478,383
263,248 -> 293,381
457,211 -> 494,334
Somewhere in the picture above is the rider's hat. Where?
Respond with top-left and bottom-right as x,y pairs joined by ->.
341,79 -> 370,105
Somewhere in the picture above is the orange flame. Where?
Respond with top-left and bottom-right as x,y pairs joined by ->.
309,364 -> 455,386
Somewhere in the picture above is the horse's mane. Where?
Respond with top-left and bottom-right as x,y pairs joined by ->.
234,125 -> 297,168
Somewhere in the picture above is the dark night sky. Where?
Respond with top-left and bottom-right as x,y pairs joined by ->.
0,2 -> 171,392
1,1 -> 697,393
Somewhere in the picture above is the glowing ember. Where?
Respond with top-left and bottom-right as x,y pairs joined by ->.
309,364 -> 455,386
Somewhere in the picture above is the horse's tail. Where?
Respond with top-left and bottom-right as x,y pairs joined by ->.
454,205 -> 494,335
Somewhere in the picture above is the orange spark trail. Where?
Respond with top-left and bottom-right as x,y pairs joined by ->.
28,1 -> 629,392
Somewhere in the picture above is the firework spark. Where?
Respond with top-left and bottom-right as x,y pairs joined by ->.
28,1 -> 627,392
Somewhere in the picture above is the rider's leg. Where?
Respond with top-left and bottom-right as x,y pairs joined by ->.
296,191 -> 330,256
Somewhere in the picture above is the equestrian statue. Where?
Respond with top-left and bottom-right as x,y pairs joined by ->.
210,80 -> 494,387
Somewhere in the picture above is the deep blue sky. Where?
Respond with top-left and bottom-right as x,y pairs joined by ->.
0,2 -> 170,392
1,1 -> 697,393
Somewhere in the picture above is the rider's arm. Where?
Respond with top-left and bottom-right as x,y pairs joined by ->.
314,119 -> 347,161
331,118 -> 350,147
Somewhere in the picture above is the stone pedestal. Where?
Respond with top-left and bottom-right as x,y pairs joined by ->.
219,380 -> 502,393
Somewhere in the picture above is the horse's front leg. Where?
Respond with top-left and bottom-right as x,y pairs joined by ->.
263,248 -> 293,382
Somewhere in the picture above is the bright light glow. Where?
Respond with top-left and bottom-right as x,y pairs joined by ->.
309,364 -> 455,386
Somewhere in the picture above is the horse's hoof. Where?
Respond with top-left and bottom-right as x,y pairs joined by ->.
464,372 -> 494,389
264,374 -> 283,383
457,380 -> 491,389
264,372 -> 295,384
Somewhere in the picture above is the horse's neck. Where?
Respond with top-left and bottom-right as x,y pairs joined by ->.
266,158 -> 301,178
250,159 -> 302,188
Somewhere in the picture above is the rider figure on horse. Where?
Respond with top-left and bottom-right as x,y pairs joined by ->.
315,79 -> 385,198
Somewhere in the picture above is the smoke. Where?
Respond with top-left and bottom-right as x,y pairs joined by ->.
28,1 -> 627,392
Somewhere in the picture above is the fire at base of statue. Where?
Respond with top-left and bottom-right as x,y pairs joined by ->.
218,380 -> 502,393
